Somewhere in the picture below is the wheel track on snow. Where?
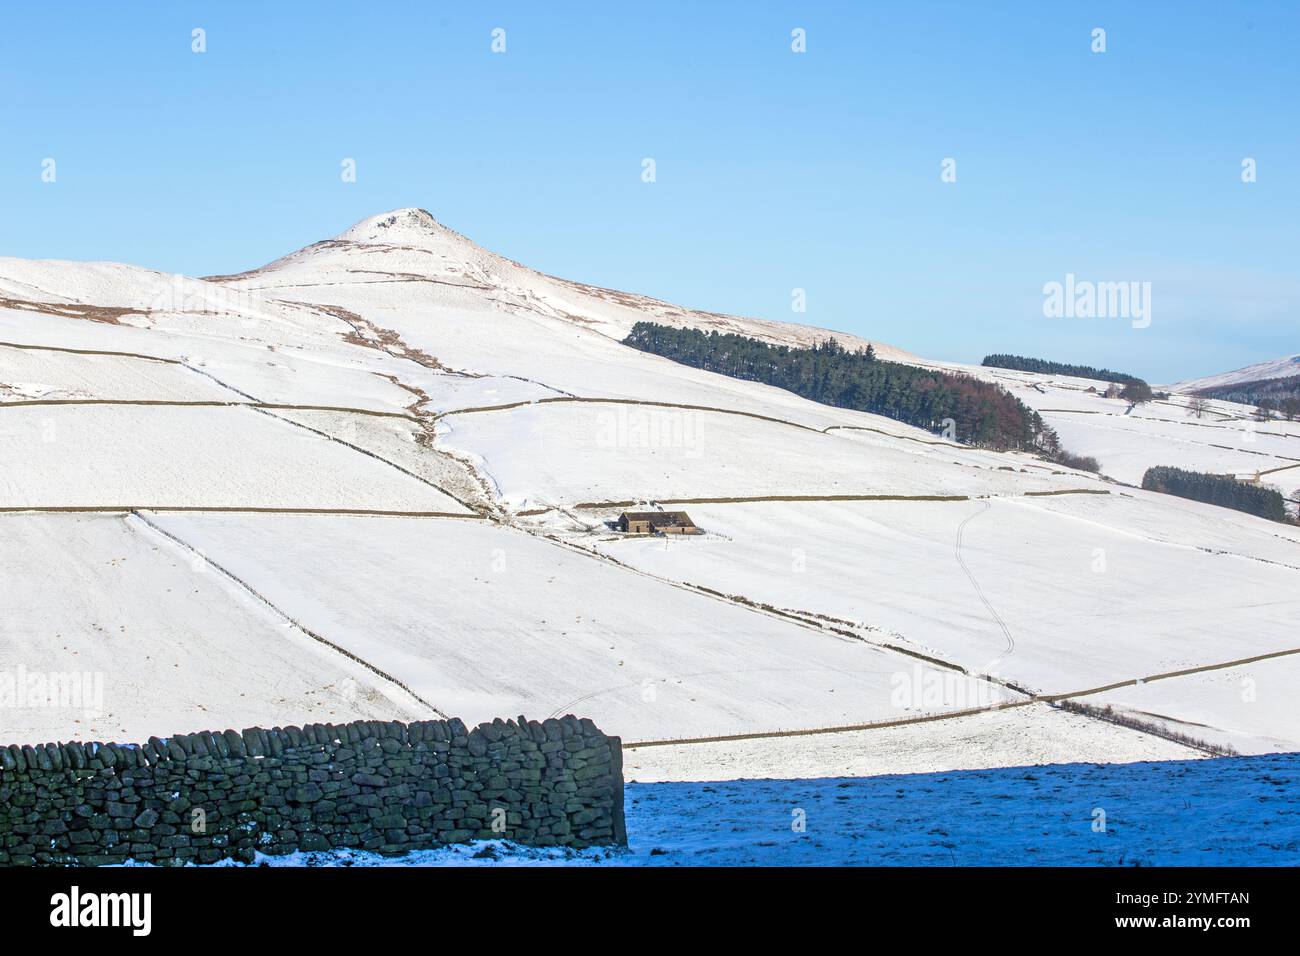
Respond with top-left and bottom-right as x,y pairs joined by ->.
954,499 -> 1015,656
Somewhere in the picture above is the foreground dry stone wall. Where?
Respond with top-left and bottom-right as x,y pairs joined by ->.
0,715 -> 625,865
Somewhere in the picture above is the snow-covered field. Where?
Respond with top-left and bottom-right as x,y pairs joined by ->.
0,513 -> 425,743
4,208 -> 1299,865
1,405 -> 472,512
183,749 -> 1300,866
568,495 -> 1300,751
437,400 -> 1087,510
622,703 -> 1193,782
133,511 -> 1012,741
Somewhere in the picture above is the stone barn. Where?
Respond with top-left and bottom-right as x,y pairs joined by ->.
617,510 -> 701,535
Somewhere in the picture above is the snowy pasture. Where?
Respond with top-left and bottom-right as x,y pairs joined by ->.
0,513 -> 424,742
0,404 -> 471,512
139,511 -> 1012,742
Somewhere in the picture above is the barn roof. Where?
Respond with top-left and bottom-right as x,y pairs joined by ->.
620,510 -> 697,528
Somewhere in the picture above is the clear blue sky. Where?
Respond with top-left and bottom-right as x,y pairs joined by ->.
2,1 -> 1296,382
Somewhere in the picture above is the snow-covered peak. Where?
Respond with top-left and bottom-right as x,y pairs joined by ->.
226,207 -> 915,362
335,208 -> 462,247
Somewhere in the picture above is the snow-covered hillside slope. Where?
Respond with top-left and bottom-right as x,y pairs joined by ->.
3,208 -> 1298,779
894,357 -> 1300,497
1175,352 -> 1300,391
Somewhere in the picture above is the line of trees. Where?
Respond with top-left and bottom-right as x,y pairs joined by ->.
1250,398 -> 1300,422
1194,374 -> 1300,420
981,353 -> 1145,385
1140,465 -> 1288,522
624,322 -> 1074,455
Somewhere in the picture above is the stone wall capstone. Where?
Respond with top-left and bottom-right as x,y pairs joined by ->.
0,715 -> 625,865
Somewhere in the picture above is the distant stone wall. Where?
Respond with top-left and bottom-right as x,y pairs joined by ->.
0,715 -> 625,866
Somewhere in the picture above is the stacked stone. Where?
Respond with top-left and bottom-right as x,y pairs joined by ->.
0,714 -> 625,866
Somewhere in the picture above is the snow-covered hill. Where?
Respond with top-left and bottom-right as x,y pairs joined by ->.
215,208 -> 917,362
3,208 -> 1299,782
1175,352 -> 1300,392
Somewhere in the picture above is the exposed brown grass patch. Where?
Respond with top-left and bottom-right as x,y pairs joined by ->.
0,295 -> 142,326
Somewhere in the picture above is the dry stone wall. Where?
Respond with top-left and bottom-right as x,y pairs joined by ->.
0,715 -> 625,866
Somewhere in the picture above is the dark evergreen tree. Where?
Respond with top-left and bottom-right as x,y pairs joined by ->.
1141,466 -> 1288,522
